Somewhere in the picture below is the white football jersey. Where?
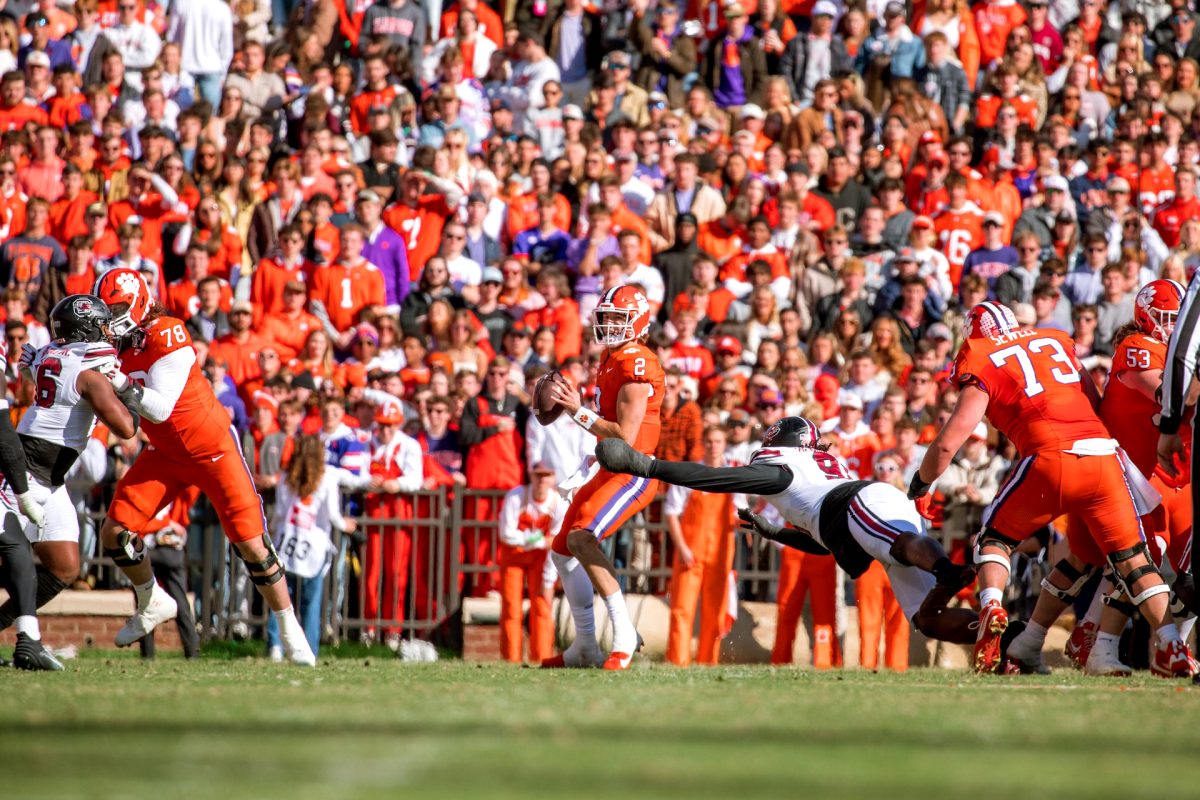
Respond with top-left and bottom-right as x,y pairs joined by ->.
19,340 -> 116,450
749,445 -> 857,548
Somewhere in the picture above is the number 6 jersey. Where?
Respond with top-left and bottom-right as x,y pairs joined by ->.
950,327 -> 1110,454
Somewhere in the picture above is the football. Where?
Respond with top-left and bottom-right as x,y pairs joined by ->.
533,371 -> 572,425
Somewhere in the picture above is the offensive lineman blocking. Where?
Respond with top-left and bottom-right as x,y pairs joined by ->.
91,269 -> 316,665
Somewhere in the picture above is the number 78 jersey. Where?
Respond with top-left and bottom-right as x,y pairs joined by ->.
951,327 -> 1111,454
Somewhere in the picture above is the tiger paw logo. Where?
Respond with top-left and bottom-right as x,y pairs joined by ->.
115,272 -> 142,297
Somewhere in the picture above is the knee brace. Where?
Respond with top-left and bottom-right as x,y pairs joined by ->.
1040,559 -> 1096,604
974,528 -> 1018,573
1108,542 -> 1171,608
103,529 -> 145,568
1101,588 -> 1137,618
239,534 -> 286,587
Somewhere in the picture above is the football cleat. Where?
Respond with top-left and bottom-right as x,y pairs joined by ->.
973,601 -> 1009,674
12,634 -> 64,671
1064,620 -> 1097,670
268,646 -> 283,663
115,585 -> 178,647
999,619 -> 1051,675
1085,648 -> 1133,677
1151,639 -> 1194,679
284,638 -> 316,667
541,637 -> 604,669
602,632 -> 645,671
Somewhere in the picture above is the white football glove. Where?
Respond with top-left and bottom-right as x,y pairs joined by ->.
16,491 -> 46,538
17,343 -> 36,380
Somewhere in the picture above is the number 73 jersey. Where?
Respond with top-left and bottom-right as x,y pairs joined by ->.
951,327 -> 1111,455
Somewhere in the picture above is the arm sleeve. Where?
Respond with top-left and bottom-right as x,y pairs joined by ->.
131,346 -> 195,424
648,460 -> 793,495
1160,272 -> 1200,433
0,412 -> 28,495
770,527 -> 834,556
394,438 -> 424,493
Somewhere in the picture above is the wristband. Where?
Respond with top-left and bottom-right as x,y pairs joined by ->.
573,406 -> 598,431
907,473 -> 932,500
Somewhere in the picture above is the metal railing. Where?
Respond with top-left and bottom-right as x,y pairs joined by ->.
73,487 -> 903,647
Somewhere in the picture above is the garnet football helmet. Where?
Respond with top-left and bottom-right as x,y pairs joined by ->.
761,416 -> 821,449
591,285 -> 652,347
49,295 -> 113,344
963,302 -> 1020,339
1134,279 -> 1184,343
93,268 -> 152,338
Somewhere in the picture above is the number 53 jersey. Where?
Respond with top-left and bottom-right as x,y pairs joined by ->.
950,327 -> 1111,454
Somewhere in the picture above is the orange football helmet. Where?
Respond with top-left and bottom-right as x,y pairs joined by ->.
1134,279 -> 1184,343
591,285 -> 652,348
93,268 -> 152,338
963,301 -> 1019,339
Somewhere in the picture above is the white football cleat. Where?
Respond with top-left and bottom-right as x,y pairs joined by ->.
115,585 -> 178,647
280,629 -> 316,666
1085,648 -> 1132,677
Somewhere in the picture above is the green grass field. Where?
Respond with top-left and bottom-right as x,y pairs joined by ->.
2,651 -> 1197,800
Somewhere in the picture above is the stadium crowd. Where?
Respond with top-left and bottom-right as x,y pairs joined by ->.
0,0 -> 1198,666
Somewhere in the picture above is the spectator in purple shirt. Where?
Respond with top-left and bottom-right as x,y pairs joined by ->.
963,211 -> 1019,297
355,189 -> 411,311
513,194 -> 571,267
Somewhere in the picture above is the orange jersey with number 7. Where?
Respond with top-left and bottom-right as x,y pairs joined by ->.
950,326 -> 1110,454
595,342 -> 664,455
117,315 -> 231,456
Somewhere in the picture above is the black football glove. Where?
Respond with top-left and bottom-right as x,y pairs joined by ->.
737,508 -> 831,556
737,507 -> 784,540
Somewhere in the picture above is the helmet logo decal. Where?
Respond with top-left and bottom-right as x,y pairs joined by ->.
115,272 -> 141,297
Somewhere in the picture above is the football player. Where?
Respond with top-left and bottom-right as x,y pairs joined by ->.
540,286 -> 663,670
1003,281 -> 1195,674
594,418 -> 981,648
0,295 -> 140,669
912,303 -> 1192,677
92,269 -> 316,665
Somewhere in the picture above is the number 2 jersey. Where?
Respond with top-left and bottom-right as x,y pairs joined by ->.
1101,332 -> 1165,475
21,340 -> 116,485
951,327 -> 1110,455
117,316 -> 230,456
594,342 -> 664,455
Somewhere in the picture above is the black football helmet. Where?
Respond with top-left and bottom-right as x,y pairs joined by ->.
49,295 -> 113,344
761,416 -> 820,448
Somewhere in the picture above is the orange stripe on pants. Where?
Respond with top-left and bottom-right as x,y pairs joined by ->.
497,544 -> 553,663
771,549 -> 840,667
855,561 -> 910,672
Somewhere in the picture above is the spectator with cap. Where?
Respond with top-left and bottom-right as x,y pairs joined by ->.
630,0 -> 698,110
703,3 -> 767,110
780,0 -> 846,103
963,211 -> 1019,295
20,12 -> 73,71
860,2 -> 926,83
1013,174 -> 1072,249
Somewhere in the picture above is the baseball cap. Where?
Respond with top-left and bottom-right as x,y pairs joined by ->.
613,150 -> 637,163
1013,302 -> 1036,326
813,0 -> 838,16
374,398 -> 405,425
353,322 -> 379,344
481,266 -> 503,284
356,188 -> 382,204
927,152 -> 948,168
507,322 -> 531,337
741,104 -> 765,120
563,104 -> 584,121
605,51 -> 631,68
25,51 -> 50,69
530,460 -> 555,475
716,335 -> 742,355
894,247 -> 917,262
649,91 -> 669,109
252,390 -> 278,412
1108,176 -> 1131,193
1044,174 -> 1070,193
724,2 -> 747,18
727,408 -> 752,426
926,322 -> 953,341
969,422 -> 988,441
676,211 -> 698,227
292,371 -> 317,392
86,202 -> 107,217
983,211 -> 1005,226
884,1 -> 905,16
231,300 -> 253,315
919,130 -> 942,146
911,215 -> 934,230
838,390 -> 863,410
758,389 -> 783,408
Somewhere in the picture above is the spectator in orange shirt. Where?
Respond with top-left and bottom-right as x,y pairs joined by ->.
209,299 -> 268,405
46,66 -> 87,128
251,223 -> 312,325
522,267 -> 581,364
697,197 -> 751,266
165,241 -> 231,321
18,125 -> 65,202
0,72 -> 48,132
382,169 -> 464,281
48,163 -> 96,245
308,223 -> 386,338
174,194 -> 244,283
260,281 -> 323,362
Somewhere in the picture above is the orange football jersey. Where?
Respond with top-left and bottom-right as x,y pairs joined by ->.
934,204 -> 984,289
595,342 -> 664,455
118,316 -> 229,456
1100,332 -> 1165,476
951,327 -> 1109,455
